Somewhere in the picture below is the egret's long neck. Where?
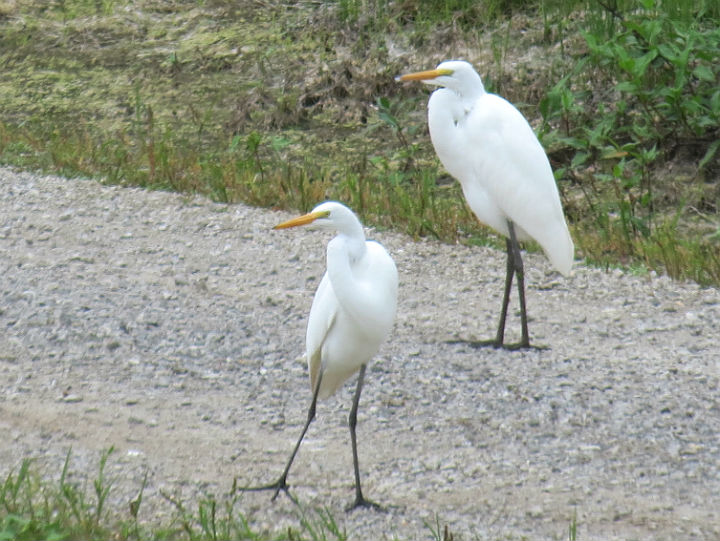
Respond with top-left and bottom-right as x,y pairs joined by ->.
428,89 -> 470,179
334,230 -> 366,265
334,214 -> 365,258
325,232 -> 367,317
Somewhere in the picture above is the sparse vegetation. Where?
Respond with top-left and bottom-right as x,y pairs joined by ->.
0,448 -> 123,540
0,449 -> 348,540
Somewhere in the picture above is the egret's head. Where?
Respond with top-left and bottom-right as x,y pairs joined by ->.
273,201 -> 360,235
397,60 -> 484,97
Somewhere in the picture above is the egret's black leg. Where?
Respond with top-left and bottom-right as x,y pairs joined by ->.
494,236 -> 516,347
447,220 -> 540,350
447,236 -> 514,349
237,373 -> 323,504
507,221 -> 530,349
346,365 -> 382,511
498,221 -> 530,349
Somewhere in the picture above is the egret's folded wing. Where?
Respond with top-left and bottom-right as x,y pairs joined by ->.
468,94 -> 573,274
305,272 -> 337,393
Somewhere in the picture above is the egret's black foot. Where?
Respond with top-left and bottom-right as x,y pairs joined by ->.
235,476 -> 298,505
346,494 -> 384,512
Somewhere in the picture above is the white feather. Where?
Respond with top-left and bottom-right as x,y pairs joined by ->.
425,60 -> 574,275
299,203 -> 398,399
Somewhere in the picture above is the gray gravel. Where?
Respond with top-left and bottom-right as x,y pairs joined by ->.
0,166 -> 718,540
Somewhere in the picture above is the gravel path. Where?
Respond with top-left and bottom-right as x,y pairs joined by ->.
0,167 -> 718,540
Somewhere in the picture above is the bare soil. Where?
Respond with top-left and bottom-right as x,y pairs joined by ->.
1,167 -> 719,540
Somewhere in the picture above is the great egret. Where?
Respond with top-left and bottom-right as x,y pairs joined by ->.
397,60 -> 573,349
239,201 -> 398,510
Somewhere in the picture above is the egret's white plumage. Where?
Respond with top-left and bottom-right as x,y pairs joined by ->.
241,200 -> 397,509
399,60 -> 573,347
306,231 -> 398,398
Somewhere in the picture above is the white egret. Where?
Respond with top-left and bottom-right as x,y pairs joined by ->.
239,201 -> 398,510
397,60 -> 573,349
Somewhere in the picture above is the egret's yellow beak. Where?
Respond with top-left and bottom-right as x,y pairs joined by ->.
273,210 -> 330,230
395,67 -> 453,82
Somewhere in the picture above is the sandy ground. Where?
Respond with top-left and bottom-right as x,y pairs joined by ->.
0,167 -> 718,540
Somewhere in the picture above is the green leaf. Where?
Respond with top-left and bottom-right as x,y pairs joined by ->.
616,81 -> 638,93
710,90 -> 720,116
376,97 -> 399,130
270,136 -> 290,153
571,151 -> 589,168
657,43 -> 679,62
692,64 -> 715,82
635,49 -> 659,77
699,139 -> 720,171
560,88 -> 575,110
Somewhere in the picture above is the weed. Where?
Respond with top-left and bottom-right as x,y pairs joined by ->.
425,513 -> 455,541
295,506 -> 347,541
568,509 -> 577,540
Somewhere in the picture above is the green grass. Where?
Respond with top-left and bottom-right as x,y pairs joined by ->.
2,447 -> 585,539
0,448 -> 348,541
0,0 -> 718,285
538,2 -> 720,282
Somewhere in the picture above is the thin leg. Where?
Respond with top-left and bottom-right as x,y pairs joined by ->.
447,220 -> 540,350
347,364 -> 382,511
237,372 -> 323,503
507,222 -> 530,349
494,236 -> 515,347
448,238 -> 514,349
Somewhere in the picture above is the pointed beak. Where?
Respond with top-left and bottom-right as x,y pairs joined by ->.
273,210 -> 330,230
395,68 -> 453,82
